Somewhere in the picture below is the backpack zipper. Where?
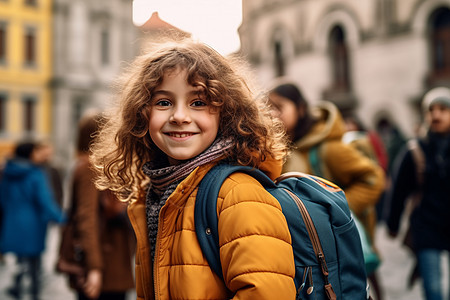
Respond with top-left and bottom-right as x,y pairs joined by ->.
284,189 -> 336,300
298,266 -> 314,296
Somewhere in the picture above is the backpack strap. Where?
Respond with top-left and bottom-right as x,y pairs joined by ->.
309,145 -> 323,177
309,143 -> 334,182
194,163 -> 275,280
407,139 -> 425,186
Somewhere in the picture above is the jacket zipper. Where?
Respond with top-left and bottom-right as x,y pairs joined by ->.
284,189 -> 336,300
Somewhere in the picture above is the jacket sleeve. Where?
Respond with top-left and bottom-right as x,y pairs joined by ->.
217,173 -> 296,300
324,141 -> 386,215
386,146 -> 417,234
73,162 -> 103,271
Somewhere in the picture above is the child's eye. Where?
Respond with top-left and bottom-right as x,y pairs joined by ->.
155,99 -> 172,107
191,100 -> 207,107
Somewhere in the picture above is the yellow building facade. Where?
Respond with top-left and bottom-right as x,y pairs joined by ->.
0,0 -> 52,162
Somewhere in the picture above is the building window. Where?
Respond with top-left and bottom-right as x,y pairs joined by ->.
429,7 -> 450,83
0,22 -> 6,63
101,29 -> 110,65
274,40 -> 285,77
73,98 -> 83,125
24,27 -> 36,65
0,93 -> 7,132
22,96 -> 36,133
329,26 -> 350,91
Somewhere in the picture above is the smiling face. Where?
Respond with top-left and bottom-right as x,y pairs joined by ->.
148,68 -> 220,165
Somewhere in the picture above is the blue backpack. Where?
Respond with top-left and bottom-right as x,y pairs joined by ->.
195,164 -> 370,300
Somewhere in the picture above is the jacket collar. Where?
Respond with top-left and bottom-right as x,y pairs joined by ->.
294,101 -> 345,150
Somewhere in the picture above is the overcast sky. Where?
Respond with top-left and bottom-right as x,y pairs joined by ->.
132,0 -> 243,55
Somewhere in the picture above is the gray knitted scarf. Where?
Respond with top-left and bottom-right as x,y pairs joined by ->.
142,138 -> 233,260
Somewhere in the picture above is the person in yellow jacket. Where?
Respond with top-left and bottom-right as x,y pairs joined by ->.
90,39 -> 296,300
269,82 -> 385,221
269,81 -> 385,299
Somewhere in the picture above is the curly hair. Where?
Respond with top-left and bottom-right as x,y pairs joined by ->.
90,39 -> 289,201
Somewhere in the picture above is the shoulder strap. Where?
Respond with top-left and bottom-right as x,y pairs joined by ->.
407,139 -> 426,186
194,163 -> 275,280
309,143 -> 332,179
309,144 -> 323,177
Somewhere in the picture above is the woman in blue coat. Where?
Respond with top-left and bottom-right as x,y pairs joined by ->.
0,141 -> 66,300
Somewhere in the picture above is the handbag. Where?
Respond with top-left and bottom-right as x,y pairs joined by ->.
56,220 -> 86,290
56,221 -> 85,275
55,198 -> 86,289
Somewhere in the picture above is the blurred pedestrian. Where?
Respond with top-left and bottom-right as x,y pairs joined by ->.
0,141 -> 66,300
0,158 -> 5,265
376,117 -> 407,177
268,82 -> 385,214
344,115 -> 389,174
56,111 -> 135,300
33,140 -> 64,208
343,114 -> 388,300
387,86 -> 450,300
269,81 -> 385,299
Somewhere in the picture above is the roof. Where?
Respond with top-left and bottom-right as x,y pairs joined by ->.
139,12 -> 190,37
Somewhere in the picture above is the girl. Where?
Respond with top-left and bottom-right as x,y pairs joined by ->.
269,82 -> 385,300
91,39 -> 296,300
268,82 -> 385,219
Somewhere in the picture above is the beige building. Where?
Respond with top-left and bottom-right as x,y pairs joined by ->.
51,0 -> 139,165
238,0 -> 450,137
0,0 -> 53,162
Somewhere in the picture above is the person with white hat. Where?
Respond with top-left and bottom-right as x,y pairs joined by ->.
387,86 -> 450,300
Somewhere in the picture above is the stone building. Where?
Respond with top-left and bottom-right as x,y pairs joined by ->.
51,0 -> 139,166
238,0 -> 450,137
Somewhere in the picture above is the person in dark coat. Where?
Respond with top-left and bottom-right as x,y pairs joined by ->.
0,141 -> 66,300
57,112 -> 136,300
387,87 -> 450,300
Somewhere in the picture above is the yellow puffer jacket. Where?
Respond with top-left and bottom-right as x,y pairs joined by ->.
128,160 -> 296,300
283,102 -> 385,216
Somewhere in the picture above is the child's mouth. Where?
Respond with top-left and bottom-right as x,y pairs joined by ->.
165,132 -> 195,138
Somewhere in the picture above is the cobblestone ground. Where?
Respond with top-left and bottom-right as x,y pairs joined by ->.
0,223 -> 447,300
0,225 -> 135,300
372,223 -> 423,300
0,225 -> 76,300
371,223 -> 449,300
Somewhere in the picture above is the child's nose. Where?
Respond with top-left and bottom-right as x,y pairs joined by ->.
170,105 -> 191,124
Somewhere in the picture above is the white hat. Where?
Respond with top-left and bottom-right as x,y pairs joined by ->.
422,87 -> 450,111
